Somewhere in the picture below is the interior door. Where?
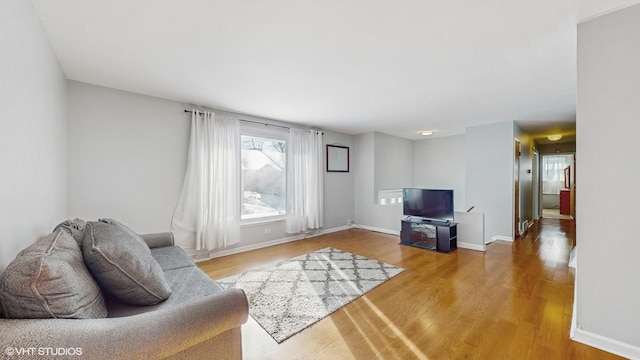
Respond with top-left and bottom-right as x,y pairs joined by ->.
570,153 -> 576,218
514,140 -> 521,238
533,150 -> 540,220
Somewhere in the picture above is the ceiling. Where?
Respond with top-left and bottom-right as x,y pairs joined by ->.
30,0 -> 640,140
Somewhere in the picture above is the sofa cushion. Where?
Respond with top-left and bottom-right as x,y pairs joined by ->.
107,265 -> 224,317
150,246 -> 196,271
0,229 -> 107,319
53,218 -> 87,244
82,221 -> 172,305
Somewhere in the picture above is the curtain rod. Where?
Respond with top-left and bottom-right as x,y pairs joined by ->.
183,109 -> 323,134
183,109 -> 289,130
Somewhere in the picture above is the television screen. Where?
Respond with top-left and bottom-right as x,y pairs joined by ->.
403,188 -> 454,221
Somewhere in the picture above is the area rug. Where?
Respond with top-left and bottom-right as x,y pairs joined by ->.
217,247 -> 404,343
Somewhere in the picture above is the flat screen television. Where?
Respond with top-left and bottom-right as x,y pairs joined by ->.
403,188 -> 454,221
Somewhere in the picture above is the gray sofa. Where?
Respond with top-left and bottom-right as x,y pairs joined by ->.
0,225 -> 248,360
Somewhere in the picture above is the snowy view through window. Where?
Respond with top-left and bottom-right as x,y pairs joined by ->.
241,135 -> 286,219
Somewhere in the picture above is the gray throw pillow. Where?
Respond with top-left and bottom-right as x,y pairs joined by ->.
82,221 -> 172,305
0,229 -> 107,319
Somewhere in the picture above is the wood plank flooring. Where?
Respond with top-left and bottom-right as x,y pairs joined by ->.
198,219 -> 621,359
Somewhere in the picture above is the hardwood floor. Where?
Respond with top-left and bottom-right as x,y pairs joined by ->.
198,219 -> 621,359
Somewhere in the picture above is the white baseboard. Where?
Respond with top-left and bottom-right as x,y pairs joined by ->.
571,327 -> 640,359
570,268 -> 640,359
489,235 -> 514,243
458,241 -> 486,252
206,233 -> 306,260
568,247 -> 577,268
318,225 -> 350,235
188,224 -> 482,261
356,225 -> 399,236
355,225 -> 486,251
189,225 -> 357,262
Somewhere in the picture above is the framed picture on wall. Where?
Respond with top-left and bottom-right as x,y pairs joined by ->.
326,145 -> 349,172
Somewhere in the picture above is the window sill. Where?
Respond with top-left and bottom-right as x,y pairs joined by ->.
241,216 -> 286,227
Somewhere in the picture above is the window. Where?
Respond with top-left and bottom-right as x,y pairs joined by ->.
241,132 -> 287,220
542,154 -> 573,195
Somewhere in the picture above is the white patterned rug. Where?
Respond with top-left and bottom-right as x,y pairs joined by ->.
218,247 -> 404,343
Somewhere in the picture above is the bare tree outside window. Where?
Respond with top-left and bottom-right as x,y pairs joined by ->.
241,135 -> 286,219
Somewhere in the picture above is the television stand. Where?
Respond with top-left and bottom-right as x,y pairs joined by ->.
400,218 -> 457,253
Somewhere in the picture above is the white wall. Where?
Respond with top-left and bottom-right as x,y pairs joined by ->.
67,81 -> 189,233
576,4 -> 640,355
0,0 -> 68,274
465,121 -> 514,241
413,134 -> 466,211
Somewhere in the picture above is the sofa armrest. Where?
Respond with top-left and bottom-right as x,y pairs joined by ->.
0,288 -> 248,360
140,232 -> 175,248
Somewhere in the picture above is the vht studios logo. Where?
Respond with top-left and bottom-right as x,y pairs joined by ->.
5,347 -> 83,357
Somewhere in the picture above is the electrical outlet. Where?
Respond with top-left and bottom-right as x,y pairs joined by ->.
264,228 -> 271,235
347,220 -> 353,226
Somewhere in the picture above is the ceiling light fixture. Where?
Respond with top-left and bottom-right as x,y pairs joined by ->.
419,130 -> 434,136
547,134 -> 562,141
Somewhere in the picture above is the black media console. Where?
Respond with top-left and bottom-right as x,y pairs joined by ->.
400,218 -> 457,254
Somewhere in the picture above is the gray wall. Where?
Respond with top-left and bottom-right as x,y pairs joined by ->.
323,130 -> 356,229
67,81 -> 188,233
0,0 -> 68,274
538,142 -> 576,154
353,132 -> 408,232
355,125 -> 521,244
577,4 -> 640,351
373,132 -> 414,195
413,134 -> 466,211
465,121 -> 514,241
67,82 -> 355,254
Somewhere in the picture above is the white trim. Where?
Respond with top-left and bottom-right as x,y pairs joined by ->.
489,235 -> 514,243
184,248 -> 211,262
318,225 -> 351,235
189,225 -> 352,262
458,242 -> 486,252
570,265 -> 640,359
207,233 -> 305,260
355,225 -> 487,251
568,247 -> 577,268
240,216 -> 286,227
187,225 -> 486,262
356,225 -> 399,236
571,327 -> 640,359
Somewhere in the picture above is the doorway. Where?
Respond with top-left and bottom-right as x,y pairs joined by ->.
540,153 -> 575,220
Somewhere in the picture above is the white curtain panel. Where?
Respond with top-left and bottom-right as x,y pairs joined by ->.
542,154 -> 573,195
171,110 -> 241,250
286,129 -> 324,233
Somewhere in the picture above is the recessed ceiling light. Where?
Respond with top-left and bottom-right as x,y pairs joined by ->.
547,134 -> 562,141
419,130 -> 434,136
